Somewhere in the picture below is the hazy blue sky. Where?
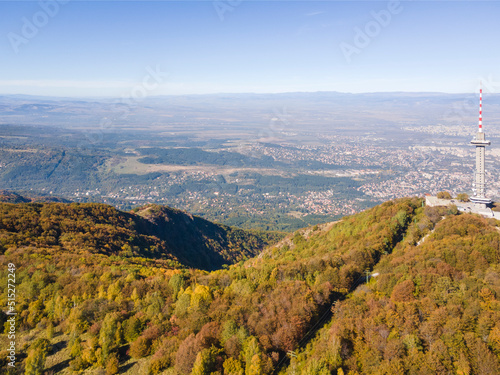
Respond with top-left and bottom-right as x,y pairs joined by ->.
0,1 -> 499,97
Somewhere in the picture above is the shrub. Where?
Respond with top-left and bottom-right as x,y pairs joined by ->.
391,280 -> 415,302
437,191 -> 452,199
105,353 -> 119,375
130,336 -> 152,359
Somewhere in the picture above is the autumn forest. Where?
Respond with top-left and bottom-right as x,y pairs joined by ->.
0,197 -> 499,374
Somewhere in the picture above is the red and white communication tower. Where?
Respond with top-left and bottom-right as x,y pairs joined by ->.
470,82 -> 492,204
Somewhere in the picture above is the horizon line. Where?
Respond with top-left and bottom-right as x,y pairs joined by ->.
0,90 -> 487,101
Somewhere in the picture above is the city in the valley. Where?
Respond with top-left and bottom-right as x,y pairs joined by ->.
1,91 -> 499,231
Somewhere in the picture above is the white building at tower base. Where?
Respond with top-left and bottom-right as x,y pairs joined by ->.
425,195 -> 499,219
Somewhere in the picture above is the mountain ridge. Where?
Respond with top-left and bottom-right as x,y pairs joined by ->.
0,199 -> 283,271
0,197 -> 499,374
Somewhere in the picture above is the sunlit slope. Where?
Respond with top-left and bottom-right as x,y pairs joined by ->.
0,202 -> 281,271
286,210 -> 500,375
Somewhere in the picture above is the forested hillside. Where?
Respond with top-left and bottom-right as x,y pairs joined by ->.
0,202 -> 281,271
0,198 -> 498,374
285,207 -> 500,374
0,190 -> 71,204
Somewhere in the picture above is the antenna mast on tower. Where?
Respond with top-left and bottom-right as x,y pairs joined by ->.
479,82 -> 483,132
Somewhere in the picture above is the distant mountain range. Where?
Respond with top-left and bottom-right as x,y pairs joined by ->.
1,91 -> 499,130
